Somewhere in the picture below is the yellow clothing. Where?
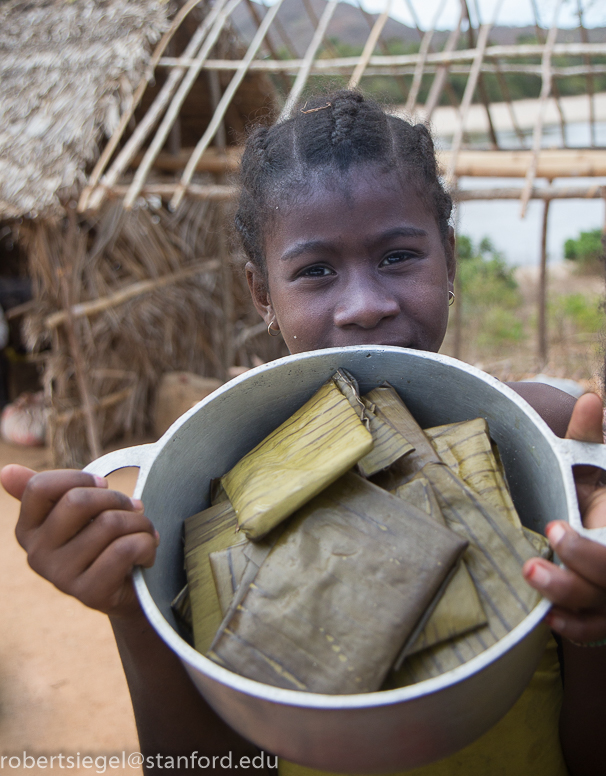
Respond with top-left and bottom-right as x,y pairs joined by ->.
279,637 -> 568,776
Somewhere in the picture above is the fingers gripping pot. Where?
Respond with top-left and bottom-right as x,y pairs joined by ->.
85,347 -> 606,774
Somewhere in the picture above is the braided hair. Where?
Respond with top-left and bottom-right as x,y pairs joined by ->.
235,90 -> 452,276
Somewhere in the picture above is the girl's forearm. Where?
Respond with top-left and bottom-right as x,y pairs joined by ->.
559,640 -> 606,776
109,607 -> 263,773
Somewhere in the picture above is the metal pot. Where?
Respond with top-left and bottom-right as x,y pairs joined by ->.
85,347 -> 606,773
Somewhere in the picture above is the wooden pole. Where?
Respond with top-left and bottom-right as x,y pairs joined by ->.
262,0 -> 299,58
45,260 -> 220,330
156,43 -> 606,73
538,197 -> 551,367
108,183 -> 238,201
123,0 -> 243,211
439,149 -> 606,179
77,0 -> 208,212
403,0 -> 446,114
207,72 -> 227,149
349,1 -> 392,90
60,215 -> 102,461
452,179 -> 463,361
529,0 -> 568,147
353,0 -> 408,100
243,0 -> 290,92
208,67 -> 235,379
170,0 -> 285,211
520,0 -> 562,217
424,10 -> 463,120
461,0 -> 499,149
82,0 -> 232,213
157,57 -> 606,79
167,40 -> 182,158
493,60 -> 526,147
279,0 -> 339,121
54,388 -> 135,426
445,20 -> 496,186
302,0 -> 338,58
102,181 -> 606,205
455,184 -> 606,201
576,0 -> 596,147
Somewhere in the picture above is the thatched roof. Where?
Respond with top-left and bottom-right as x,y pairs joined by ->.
0,0 -> 168,220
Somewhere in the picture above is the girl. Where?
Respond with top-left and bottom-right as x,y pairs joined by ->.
3,91 -> 606,775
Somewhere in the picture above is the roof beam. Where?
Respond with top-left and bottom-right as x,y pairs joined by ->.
520,0 -> 563,217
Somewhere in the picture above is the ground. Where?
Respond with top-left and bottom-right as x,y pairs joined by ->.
0,441 -> 143,776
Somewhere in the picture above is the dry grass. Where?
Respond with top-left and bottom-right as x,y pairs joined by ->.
19,198 -> 286,468
0,0 -> 167,219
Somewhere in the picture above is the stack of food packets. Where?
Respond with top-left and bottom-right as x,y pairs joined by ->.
177,370 -> 548,695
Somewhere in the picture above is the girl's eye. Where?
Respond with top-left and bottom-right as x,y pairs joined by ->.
380,251 -> 416,267
299,265 -> 334,278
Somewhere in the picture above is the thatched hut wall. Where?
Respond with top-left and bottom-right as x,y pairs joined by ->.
19,199 -> 285,467
0,0 -> 282,466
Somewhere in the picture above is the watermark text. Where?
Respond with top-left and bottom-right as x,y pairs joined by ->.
0,751 -> 278,772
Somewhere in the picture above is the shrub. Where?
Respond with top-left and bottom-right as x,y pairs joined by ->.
550,293 -> 604,336
477,308 -> 525,347
449,235 -> 524,358
456,235 -> 521,312
563,229 -> 604,273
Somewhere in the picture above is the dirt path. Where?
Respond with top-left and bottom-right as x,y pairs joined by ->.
0,442 -> 142,775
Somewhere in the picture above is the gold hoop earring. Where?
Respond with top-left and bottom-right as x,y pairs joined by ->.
267,318 -> 281,337
448,290 -> 455,307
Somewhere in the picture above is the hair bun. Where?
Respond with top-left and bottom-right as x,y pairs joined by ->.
249,126 -> 269,159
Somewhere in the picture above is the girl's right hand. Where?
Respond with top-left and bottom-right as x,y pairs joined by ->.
0,465 -> 158,618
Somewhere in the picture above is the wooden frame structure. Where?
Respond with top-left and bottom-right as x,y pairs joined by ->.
79,0 -> 606,213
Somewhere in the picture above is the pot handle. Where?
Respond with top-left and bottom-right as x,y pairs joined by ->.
83,444 -> 155,478
558,438 -> 606,547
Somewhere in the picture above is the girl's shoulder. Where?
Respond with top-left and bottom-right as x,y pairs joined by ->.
506,381 -> 576,438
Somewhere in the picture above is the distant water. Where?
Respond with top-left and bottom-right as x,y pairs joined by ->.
443,122 -> 606,267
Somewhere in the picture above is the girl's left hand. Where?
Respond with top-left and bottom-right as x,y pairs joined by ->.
523,392 -> 606,644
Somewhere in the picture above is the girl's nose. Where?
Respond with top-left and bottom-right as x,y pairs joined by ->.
333,278 -> 400,330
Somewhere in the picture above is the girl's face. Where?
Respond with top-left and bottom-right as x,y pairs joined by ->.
246,166 -> 455,355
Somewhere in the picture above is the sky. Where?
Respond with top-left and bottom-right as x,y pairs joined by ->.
309,0 -> 606,30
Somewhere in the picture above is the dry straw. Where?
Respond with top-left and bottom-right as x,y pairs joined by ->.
1,0 -> 282,466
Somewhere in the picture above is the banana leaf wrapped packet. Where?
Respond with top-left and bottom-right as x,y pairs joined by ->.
367,385 -> 443,491
386,463 -> 542,687
392,478 -> 487,656
221,374 -> 374,541
331,370 -> 415,477
184,371 -> 420,679
424,418 -> 551,557
208,471 -> 468,694
183,500 -> 239,653
425,418 -> 522,529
